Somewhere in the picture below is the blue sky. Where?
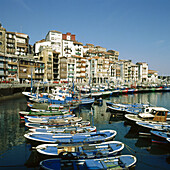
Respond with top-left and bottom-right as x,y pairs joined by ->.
1,0 -> 170,75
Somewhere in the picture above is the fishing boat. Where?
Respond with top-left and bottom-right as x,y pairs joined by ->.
35,141 -> 124,159
26,116 -> 82,124
25,121 -> 91,129
150,130 -> 170,144
29,125 -> 96,133
166,138 -> 170,143
24,114 -> 75,123
19,110 -> 71,120
27,102 -> 64,111
40,155 -> 137,170
136,121 -> 170,132
125,107 -> 170,124
107,102 -> 149,115
24,130 -> 117,144
107,103 -> 129,114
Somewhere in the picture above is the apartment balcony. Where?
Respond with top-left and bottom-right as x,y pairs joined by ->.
68,71 -> 74,74
75,52 -> 81,56
75,48 -> 81,51
7,49 -> 15,53
19,73 -> 28,78
68,75 -> 74,78
53,61 -> 58,64
80,71 -> 86,73
0,71 -> 5,76
35,70 -> 44,74
7,35 -> 15,40
8,69 -> 17,72
53,72 -> 59,75
35,75 -> 44,79
19,64 -> 31,67
80,73 -> 86,76
47,61 -> 52,64
8,61 -> 17,65
0,58 -> 6,62
47,75 -> 52,79
60,75 -> 67,79
64,47 -> 72,51
7,39 -> 15,43
80,68 -> 86,71
68,66 -> 74,69
47,71 -> 52,74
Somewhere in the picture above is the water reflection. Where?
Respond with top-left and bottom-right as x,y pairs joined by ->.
0,92 -> 170,169
0,97 -> 27,154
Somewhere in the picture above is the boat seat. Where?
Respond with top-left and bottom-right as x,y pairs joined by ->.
84,160 -> 105,169
82,145 -> 96,151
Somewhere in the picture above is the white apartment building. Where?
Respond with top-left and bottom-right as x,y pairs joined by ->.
45,30 -> 62,57
136,62 -> 148,83
34,39 -> 51,54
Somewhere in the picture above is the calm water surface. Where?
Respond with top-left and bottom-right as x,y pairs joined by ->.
0,92 -> 170,169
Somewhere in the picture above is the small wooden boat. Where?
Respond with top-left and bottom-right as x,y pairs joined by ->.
24,114 -> 75,123
29,126 -> 96,133
136,122 -> 170,131
166,138 -> 170,143
26,116 -> 82,124
19,110 -> 71,120
27,102 -> 64,110
40,155 -> 137,170
24,130 -> 117,144
150,130 -> 170,144
35,141 -> 124,159
25,121 -> 91,129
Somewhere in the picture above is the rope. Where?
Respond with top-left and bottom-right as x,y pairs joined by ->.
124,143 -> 137,155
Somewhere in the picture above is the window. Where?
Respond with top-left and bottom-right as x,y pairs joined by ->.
0,32 -> 2,35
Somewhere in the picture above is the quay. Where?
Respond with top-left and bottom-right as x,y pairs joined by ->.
0,82 -> 170,100
0,83 -> 56,99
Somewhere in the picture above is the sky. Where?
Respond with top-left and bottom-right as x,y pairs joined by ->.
1,0 -> 170,75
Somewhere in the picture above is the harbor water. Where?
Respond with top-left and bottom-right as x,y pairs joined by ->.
0,92 -> 170,169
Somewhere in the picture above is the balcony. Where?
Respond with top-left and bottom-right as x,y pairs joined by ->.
68,75 -> 74,78
68,66 -> 74,69
8,61 -> 17,65
8,69 -> 17,72
75,48 -> 81,51
68,71 -> 74,74
75,52 -> 81,56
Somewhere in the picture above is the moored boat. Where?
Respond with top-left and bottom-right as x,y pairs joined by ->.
24,130 -> 117,144
150,130 -> 170,144
25,121 -> 91,129
26,116 -> 82,124
125,107 -> 169,125
40,155 -> 137,170
29,125 -> 96,133
19,110 -> 71,120
136,121 -> 170,131
35,141 -> 124,159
